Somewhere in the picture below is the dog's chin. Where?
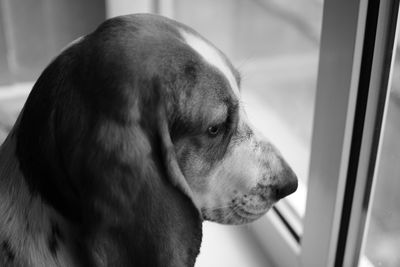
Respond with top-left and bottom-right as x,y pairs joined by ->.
201,203 -> 274,225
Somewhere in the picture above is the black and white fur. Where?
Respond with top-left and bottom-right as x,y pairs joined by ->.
0,14 -> 297,266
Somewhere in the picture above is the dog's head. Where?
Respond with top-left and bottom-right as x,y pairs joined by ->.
16,14 -> 297,227
164,21 -> 298,225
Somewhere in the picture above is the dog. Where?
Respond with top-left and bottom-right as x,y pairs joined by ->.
0,14 -> 297,267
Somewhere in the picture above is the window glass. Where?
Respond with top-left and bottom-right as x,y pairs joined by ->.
172,0 -> 323,222
359,16 -> 400,267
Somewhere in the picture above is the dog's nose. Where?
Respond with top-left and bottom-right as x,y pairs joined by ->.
274,162 -> 298,200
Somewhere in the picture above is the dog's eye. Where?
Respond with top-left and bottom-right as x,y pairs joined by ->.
207,125 -> 221,137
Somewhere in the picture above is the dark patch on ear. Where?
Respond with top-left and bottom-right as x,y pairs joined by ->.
48,222 -> 64,256
1,240 -> 15,263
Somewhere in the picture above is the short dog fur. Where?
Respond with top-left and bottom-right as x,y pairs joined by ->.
0,14 -> 297,266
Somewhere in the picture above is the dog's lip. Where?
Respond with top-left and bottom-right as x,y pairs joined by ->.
235,206 -> 271,223
200,200 -> 273,224
238,207 -> 268,217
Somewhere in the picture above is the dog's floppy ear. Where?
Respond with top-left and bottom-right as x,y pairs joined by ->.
15,37 -> 198,222
157,103 -> 195,204
153,76 -> 197,207
12,19 -> 204,263
15,43 -> 97,223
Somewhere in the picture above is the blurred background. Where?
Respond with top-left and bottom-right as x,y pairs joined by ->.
0,1 -> 399,266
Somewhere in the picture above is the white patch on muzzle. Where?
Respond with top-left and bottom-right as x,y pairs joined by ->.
192,115 -> 288,224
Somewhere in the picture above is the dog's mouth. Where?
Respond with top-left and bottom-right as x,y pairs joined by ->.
199,175 -> 299,225
200,190 -> 276,225
201,204 -> 272,225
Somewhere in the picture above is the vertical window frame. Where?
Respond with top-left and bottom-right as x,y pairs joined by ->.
341,0 -> 399,266
301,0 -> 368,265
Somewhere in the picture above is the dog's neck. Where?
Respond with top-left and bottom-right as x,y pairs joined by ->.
0,133 -> 202,267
